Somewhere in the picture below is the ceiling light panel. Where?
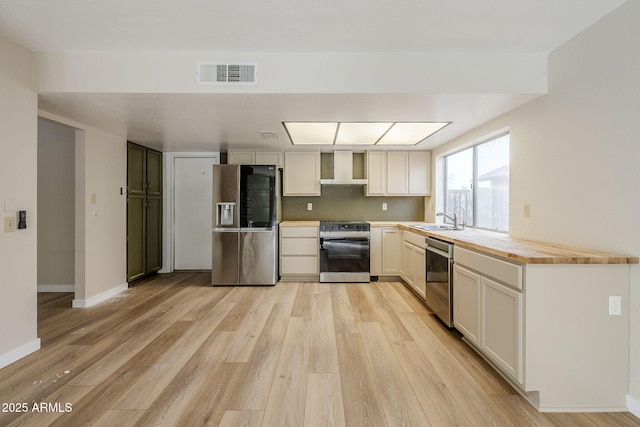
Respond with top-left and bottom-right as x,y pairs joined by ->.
284,122 -> 336,145
335,122 -> 393,145
376,122 -> 450,145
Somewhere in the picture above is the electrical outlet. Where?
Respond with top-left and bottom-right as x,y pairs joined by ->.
382,203 -> 388,211
609,296 -> 622,316
523,204 -> 531,217
4,216 -> 16,232
307,203 -> 313,211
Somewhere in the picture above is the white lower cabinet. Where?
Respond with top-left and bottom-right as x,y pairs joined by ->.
401,241 -> 414,285
279,225 -> 319,281
401,230 -> 426,299
481,276 -> 523,383
370,227 -> 382,275
370,226 -> 401,276
452,246 -> 635,410
453,247 -> 523,385
381,227 -> 401,275
453,264 -> 481,345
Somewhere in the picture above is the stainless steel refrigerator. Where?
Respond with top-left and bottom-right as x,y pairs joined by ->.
211,164 -> 278,286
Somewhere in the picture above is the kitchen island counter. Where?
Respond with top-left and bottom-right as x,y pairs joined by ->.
375,221 -> 636,411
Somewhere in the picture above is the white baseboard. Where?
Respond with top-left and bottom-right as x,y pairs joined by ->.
72,282 -> 128,308
37,284 -> 75,292
0,339 -> 41,370
628,394 -> 640,418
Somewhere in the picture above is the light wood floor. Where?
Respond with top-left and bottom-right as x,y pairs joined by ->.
1,272 -> 639,426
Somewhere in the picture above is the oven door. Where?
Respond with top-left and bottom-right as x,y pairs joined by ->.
425,245 -> 453,327
319,235 -> 370,282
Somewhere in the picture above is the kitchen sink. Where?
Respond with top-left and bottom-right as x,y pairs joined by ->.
412,224 -> 457,231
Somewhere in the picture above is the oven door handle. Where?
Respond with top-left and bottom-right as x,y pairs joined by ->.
425,245 -> 451,259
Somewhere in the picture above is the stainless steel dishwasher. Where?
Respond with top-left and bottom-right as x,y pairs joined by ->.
425,236 -> 454,327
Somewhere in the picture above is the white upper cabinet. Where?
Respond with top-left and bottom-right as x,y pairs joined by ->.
228,151 -> 283,167
255,152 -> 283,167
408,151 -> 431,195
366,150 -> 431,196
365,151 -> 386,195
386,151 -> 409,195
227,151 -> 255,165
283,152 -> 321,196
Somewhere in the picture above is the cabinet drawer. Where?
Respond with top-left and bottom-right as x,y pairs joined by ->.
454,247 -> 523,290
403,230 -> 425,248
281,238 -> 318,256
280,226 -> 318,238
281,256 -> 318,274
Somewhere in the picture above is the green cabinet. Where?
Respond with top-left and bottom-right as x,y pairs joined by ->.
127,142 -> 163,281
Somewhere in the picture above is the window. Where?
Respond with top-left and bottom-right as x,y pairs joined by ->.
443,133 -> 509,232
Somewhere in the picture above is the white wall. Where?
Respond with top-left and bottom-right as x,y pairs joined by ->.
168,154 -> 220,271
83,128 -> 127,302
34,51 -> 547,95
0,31 -> 127,364
38,111 -> 128,307
37,118 -> 75,290
0,36 -> 39,367
430,0 -> 640,411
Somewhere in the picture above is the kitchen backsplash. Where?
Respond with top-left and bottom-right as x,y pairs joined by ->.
281,184 -> 425,221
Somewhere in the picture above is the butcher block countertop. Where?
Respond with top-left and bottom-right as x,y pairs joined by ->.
279,221 -> 320,227
370,222 -> 639,265
279,220 -> 637,264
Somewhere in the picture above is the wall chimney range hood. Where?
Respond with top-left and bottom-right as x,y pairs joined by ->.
320,151 -> 368,185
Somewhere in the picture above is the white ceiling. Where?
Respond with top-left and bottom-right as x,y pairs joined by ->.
0,0 -> 627,152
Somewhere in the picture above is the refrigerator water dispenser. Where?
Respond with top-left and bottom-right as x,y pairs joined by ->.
216,202 -> 236,226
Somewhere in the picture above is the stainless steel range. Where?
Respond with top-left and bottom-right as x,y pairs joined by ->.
319,221 -> 370,283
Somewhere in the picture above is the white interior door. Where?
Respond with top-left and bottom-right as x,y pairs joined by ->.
174,157 -> 216,269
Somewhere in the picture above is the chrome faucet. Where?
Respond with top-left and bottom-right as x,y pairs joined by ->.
436,212 -> 458,229
456,206 -> 467,230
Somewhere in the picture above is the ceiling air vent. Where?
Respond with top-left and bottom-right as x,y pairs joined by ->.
196,62 -> 258,85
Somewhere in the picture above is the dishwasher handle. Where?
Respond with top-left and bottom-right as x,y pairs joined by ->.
425,237 -> 453,258
426,244 -> 452,259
